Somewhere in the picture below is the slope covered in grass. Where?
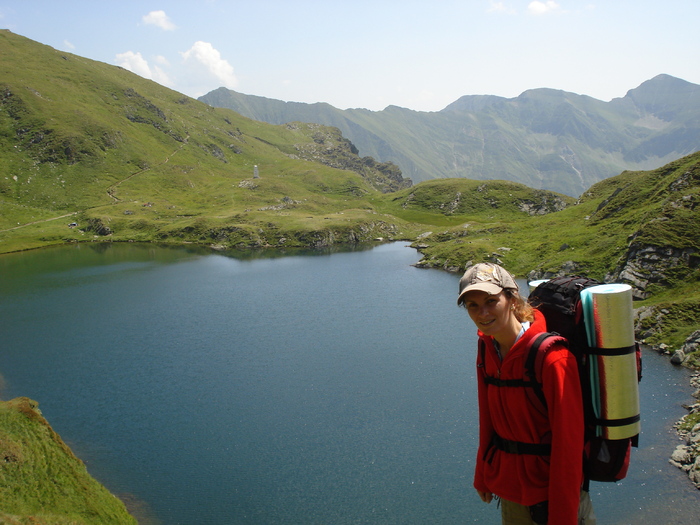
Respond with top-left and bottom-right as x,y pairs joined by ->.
410,151 -> 700,352
0,398 -> 136,524
0,30 -> 412,253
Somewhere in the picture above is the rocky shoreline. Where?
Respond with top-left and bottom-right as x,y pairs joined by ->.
657,330 -> 700,490
669,368 -> 700,488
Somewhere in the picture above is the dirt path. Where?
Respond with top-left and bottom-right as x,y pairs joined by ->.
2,134 -> 190,233
0,212 -> 78,233
107,134 -> 189,202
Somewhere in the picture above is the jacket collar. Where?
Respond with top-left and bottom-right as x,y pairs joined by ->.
478,309 -> 547,355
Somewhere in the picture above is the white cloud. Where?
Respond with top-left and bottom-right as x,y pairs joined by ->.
152,66 -> 174,87
115,51 -> 175,88
142,10 -> 176,31
488,1 -> 516,15
63,40 -> 75,50
181,41 -> 237,88
528,1 -> 560,15
116,51 -> 152,78
154,55 -> 170,66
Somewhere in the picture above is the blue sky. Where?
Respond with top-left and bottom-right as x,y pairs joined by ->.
2,1 -> 699,112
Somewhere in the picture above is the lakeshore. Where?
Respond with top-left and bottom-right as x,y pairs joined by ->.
669,366 -> 700,488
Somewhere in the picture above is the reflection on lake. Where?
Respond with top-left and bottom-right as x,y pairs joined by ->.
1,242 -> 699,524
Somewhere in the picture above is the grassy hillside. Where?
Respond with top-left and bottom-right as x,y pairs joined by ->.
0,30 -> 411,253
409,151 -> 700,355
0,398 -> 136,524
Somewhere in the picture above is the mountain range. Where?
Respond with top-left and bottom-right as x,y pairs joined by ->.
200,75 -> 700,197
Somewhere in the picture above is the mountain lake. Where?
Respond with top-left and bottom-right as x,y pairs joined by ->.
1,241 -> 699,524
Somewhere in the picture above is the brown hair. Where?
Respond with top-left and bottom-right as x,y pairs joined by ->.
504,289 -> 535,323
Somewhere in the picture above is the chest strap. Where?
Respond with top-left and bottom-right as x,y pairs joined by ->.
482,376 -> 537,388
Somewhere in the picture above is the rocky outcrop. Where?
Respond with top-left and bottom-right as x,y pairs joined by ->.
635,309 -> 700,363
517,193 -> 569,215
607,243 -> 699,299
681,330 -> 700,358
85,217 -> 113,236
287,123 -> 412,193
661,330 -> 700,366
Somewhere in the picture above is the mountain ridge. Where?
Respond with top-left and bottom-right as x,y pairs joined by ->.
200,74 -> 700,196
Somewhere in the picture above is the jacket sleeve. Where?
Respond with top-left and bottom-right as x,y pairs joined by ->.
541,345 -> 584,525
473,342 -> 494,494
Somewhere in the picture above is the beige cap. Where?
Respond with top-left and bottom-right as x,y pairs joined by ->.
457,263 -> 518,305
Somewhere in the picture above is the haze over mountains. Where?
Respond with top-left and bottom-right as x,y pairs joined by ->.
200,75 -> 700,197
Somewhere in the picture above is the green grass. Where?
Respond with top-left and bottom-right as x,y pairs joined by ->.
406,152 -> 700,352
678,411 -> 700,433
0,398 -> 136,524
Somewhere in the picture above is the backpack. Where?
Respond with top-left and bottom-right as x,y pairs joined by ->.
527,276 -> 642,485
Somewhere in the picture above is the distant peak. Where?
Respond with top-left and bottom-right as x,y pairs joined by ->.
625,74 -> 698,97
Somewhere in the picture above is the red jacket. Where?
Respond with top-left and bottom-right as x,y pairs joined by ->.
473,309 -> 584,525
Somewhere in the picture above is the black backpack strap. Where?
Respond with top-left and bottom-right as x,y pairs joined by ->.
477,338 -> 486,371
480,332 -> 567,415
492,432 -> 551,456
480,335 -> 542,390
488,333 -> 568,459
479,338 -> 528,387
523,332 -> 568,411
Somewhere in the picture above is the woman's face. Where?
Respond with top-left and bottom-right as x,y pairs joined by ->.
462,290 -> 515,338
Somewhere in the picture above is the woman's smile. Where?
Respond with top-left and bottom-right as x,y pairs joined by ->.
462,290 -> 522,351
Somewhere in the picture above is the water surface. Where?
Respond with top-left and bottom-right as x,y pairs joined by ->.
1,242 -> 698,524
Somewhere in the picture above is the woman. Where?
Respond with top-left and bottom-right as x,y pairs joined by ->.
457,263 -> 593,525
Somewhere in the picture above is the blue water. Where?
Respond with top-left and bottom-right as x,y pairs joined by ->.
1,242 -> 699,524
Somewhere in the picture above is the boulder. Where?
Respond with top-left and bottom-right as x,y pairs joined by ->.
689,457 -> 700,487
671,350 -> 687,365
671,445 -> 692,464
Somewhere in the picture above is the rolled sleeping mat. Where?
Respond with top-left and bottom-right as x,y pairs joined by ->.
528,279 -> 549,293
580,283 -> 640,439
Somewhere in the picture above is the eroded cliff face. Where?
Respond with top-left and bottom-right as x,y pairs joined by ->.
608,243 -> 699,300
287,123 -> 412,193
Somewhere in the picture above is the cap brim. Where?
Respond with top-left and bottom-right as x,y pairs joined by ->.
457,282 -> 503,304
